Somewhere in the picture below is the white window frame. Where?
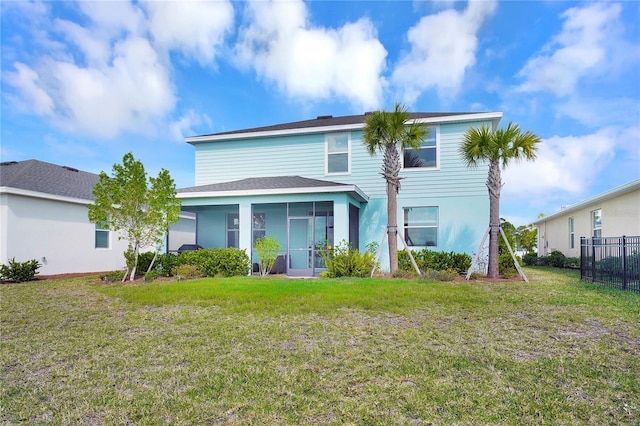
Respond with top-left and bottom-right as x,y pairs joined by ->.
95,221 -> 110,249
403,206 -> 438,248
569,217 -> 574,249
226,212 -> 239,248
402,124 -> 440,171
592,209 -> 602,238
325,132 -> 351,176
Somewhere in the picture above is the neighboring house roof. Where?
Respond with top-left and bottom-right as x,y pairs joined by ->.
186,111 -> 503,144
532,179 -> 640,224
0,159 -> 99,201
178,176 -> 368,202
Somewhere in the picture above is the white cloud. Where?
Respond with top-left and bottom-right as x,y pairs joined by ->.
516,3 -> 623,96
169,109 -> 211,141
391,0 -> 497,104
2,0 -> 236,139
234,0 -> 387,110
142,0 -> 234,65
502,127 -> 625,197
4,62 -> 54,115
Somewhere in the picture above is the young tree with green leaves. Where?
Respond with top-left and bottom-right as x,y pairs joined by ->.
460,122 -> 541,278
88,153 -> 181,281
363,103 -> 429,274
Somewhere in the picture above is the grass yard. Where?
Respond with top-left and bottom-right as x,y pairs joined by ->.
1,268 -> 639,424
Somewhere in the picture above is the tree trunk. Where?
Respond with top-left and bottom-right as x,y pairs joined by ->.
387,181 -> 399,274
487,160 -> 502,278
130,244 -> 140,281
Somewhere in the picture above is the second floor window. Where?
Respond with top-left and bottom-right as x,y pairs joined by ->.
326,133 -> 350,174
403,127 -> 438,169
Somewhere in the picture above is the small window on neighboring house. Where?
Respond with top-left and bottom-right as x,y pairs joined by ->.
226,213 -> 239,248
253,212 -> 266,245
569,217 -> 575,249
404,207 -> 438,247
403,126 -> 438,169
326,133 -> 350,174
592,209 -> 602,238
95,221 -> 109,249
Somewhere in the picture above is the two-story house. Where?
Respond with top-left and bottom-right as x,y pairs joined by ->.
178,112 -> 502,276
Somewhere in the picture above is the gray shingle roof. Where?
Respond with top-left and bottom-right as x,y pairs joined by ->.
178,176 -> 348,193
194,112 -> 478,138
0,160 -> 99,200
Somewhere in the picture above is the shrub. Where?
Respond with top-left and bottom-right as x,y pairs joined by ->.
101,270 -> 125,283
320,240 -> 376,278
522,252 -> 538,266
155,253 -> 179,277
136,251 -> 156,275
174,264 -> 204,281
547,250 -> 567,268
563,257 -> 580,269
498,252 -> 520,277
144,270 -> 159,282
420,269 -> 458,282
398,249 -> 471,275
178,248 -> 250,277
255,236 -> 282,276
0,258 -> 42,282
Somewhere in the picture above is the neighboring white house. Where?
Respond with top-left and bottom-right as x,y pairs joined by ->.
0,160 -> 195,276
532,179 -> 640,257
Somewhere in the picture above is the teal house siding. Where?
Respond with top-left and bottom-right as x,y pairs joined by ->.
179,112 -> 501,275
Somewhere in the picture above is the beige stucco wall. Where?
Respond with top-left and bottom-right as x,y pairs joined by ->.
537,187 -> 640,257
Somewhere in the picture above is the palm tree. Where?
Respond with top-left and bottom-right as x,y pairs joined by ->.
363,103 -> 428,274
460,122 -> 541,278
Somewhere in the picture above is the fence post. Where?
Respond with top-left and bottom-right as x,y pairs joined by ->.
580,237 -> 585,280
591,237 -> 597,282
622,235 -> 627,291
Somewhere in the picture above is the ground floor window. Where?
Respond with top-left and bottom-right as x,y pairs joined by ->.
592,209 -> 602,238
569,217 -> 575,249
95,221 -> 109,249
404,206 -> 438,247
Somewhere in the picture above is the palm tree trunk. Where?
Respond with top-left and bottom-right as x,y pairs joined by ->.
387,181 -> 399,274
487,160 -> 501,278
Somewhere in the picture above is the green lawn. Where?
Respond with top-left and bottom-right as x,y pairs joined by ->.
1,268 -> 639,424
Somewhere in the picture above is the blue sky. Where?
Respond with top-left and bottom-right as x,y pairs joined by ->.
2,0 -> 639,226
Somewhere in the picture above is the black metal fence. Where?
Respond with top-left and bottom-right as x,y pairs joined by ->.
580,236 -> 640,293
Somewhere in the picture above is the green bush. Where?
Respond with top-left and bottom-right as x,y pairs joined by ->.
0,258 -> 42,282
155,253 -> 180,277
320,240 -> 376,278
522,252 -> 538,266
420,269 -> 458,282
563,257 -> 580,269
498,252 -> 520,277
398,249 -> 471,275
547,250 -> 567,268
136,251 -> 156,275
174,264 -> 204,281
144,270 -> 159,282
178,248 -> 250,277
255,236 -> 282,276
101,270 -> 125,283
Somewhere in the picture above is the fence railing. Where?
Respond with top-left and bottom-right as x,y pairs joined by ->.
580,236 -> 640,293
